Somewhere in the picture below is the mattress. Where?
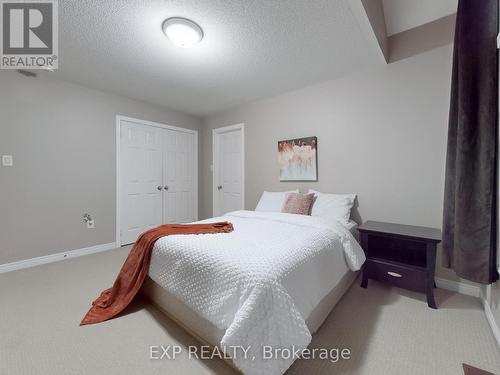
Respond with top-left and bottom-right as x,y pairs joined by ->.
145,210 -> 365,375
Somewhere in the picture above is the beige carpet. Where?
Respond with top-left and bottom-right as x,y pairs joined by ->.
1,247 -> 499,375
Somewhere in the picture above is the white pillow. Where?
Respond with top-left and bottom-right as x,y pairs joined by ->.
308,189 -> 356,224
255,190 -> 299,212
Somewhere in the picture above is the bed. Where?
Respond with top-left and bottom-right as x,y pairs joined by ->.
142,210 -> 365,375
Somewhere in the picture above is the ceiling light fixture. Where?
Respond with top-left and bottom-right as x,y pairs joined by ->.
162,17 -> 204,48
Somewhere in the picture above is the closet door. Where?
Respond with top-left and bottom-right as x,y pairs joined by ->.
120,121 -> 163,245
163,129 -> 196,223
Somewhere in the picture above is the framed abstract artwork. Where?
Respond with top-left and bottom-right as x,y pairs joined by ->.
278,136 -> 317,181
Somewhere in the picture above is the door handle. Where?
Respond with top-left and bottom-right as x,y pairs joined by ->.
164,186 -> 169,191
217,185 -> 223,191
387,271 -> 403,278
157,186 -> 163,191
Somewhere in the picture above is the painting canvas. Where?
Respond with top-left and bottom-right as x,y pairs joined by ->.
278,136 -> 317,181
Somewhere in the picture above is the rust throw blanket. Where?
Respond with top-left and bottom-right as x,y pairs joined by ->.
80,222 -> 234,325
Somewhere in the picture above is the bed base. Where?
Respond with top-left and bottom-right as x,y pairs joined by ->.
141,271 -> 358,373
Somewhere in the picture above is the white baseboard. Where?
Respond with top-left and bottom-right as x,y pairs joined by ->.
482,295 -> 500,349
433,278 -> 500,350
435,277 -> 481,298
0,242 -> 117,274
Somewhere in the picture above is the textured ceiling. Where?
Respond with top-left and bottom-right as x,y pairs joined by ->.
382,0 -> 457,36
50,0 -> 380,116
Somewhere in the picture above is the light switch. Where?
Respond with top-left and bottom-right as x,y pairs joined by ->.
2,155 -> 13,166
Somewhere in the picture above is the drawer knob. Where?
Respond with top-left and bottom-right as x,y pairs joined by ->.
387,271 -> 403,278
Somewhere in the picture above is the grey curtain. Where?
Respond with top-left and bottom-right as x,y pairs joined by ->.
442,0 -> 498,284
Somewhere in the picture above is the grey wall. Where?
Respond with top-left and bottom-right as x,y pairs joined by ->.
202,45 -> 451,226
389,14 -> 455,63
201,45 -> 478,283
361,0 -> 389,62
0,71 -> 201,264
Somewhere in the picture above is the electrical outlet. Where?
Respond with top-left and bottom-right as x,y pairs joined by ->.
2,155 -> 13,166
83,213 -> 94,229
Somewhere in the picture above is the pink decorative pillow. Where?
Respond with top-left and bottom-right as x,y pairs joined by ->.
281,192 -> 315,215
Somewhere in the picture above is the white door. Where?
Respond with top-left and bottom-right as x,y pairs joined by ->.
118,117 -> 198,246
120,121 -> 163,245
213,124 -> 244,216
163,129 -> 196,223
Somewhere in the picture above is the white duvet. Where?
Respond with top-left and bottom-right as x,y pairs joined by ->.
148,210 -> 365,375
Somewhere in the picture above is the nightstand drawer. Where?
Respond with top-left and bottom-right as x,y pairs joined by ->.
365,259 -> 427,293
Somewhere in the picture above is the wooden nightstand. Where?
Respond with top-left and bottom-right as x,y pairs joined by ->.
358,221 -> 442,309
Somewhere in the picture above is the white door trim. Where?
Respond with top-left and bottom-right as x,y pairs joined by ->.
212,123 -> 245,217
116,115 -> 198,246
